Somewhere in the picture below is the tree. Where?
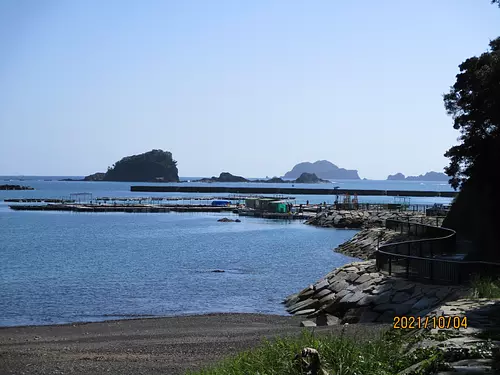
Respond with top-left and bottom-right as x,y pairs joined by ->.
493,0 -> 500,7
443,37 -> 500,190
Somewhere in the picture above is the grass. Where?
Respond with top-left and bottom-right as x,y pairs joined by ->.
470,276 -> 500,298
187,329 -> 445,375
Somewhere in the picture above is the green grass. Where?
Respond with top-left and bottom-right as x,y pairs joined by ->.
187,329 -> 445,375
470,276 -> 500,298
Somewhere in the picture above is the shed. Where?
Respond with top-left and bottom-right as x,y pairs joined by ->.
269,200 -> 290,213
245,198 -> 259,209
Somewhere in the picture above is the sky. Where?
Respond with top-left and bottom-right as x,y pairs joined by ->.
1,1 -> 499,179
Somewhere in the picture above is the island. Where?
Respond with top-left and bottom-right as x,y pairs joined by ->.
193,172 -> 329,184
69,150 -> 179,183
387,171 -> 449,181
195,172 -> 248,183
0,184 -> 34,190
84,172 -> 106,181
283,160 -> 360,180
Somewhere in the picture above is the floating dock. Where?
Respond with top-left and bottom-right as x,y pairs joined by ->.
130,185 -> 457,198
8,204 -> 236,213
4,198 -> 75,203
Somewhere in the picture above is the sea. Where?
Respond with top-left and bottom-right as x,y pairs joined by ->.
0,177 -> 454,327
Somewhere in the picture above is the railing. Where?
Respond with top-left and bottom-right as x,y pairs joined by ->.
331,203 -> 436,212
377,220 -> 455,284
376,219 -> 500,284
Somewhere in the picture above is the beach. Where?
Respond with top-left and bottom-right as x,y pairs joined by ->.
0,313 -> 387,375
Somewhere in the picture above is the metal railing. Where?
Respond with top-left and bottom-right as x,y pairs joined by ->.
377,219 -> 500,284
332,203 -> 436,212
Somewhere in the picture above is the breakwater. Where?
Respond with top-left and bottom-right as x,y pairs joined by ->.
306,209 -> 445,229
284,260 -> 467,325
130,185 -> 457,197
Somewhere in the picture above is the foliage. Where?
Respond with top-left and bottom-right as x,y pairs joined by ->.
443,36 -> 500,190
470,275 -> 500,298
103,149 -> 179,182
187,330 -> 446,375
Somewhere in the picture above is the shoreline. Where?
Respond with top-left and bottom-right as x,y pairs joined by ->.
0,312 -> 386,375
0,311 -> 292,330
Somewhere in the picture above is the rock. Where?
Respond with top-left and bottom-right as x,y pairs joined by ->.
345,273 -> 360,283
411,297 -> 439,311
346,291 -> 366,304
392,292 -> 411,303
342,307 -> 369,324
358,280 -> 377,293
335,289 -> 352,300
287,298 -> 320,314
314,289 -> 332,300
315,314 -> 340,326
358,310 -> 381,323
339,292 -> 355,303
358,294 -> 378,306
393,281 -> 415,292
294,308 -> 318,316
373,290 -> 392,305
372,282 -> 393,295
300,320 -> 317,327
354,274 -> 372,284
298,288 -> 315,300
217,217 -> 236,222
314,279 -> 330,292
319,293 -> 336,305
329,279 -> 349,293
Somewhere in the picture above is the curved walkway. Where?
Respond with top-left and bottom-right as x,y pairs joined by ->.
376,219 -> 500,284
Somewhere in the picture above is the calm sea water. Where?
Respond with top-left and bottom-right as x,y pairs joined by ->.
0,178 -> 453,327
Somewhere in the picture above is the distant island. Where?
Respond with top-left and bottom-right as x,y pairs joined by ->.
196,172 -> 248,183
194,172 -> 329,184
386,171 -> 449,181
283,160 -> 360,180
64,150 -> 179,182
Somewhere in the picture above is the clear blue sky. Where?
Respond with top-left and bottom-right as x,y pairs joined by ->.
1,0 -> 499,179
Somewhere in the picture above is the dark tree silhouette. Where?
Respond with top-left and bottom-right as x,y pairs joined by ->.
443,37 -> 500,190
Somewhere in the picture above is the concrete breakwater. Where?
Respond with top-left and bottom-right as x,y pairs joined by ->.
332,227 -> 413,259
284,260 -> 467,326
130,185 -> 457,197
306,209 -> 445,229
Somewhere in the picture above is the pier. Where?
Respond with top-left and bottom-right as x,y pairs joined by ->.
130,185 -> 457,198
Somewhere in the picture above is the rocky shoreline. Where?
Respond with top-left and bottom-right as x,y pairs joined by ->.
306,208 -> 445,229
284,260 -> 468,326
285,208 -> 500,373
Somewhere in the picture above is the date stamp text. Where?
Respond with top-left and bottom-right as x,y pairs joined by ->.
393,316 -> 467,329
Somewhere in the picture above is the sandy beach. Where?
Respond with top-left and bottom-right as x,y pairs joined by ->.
0,313 -> 386,375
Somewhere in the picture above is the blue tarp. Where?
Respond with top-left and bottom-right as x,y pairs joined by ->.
211,200 -> 230,206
